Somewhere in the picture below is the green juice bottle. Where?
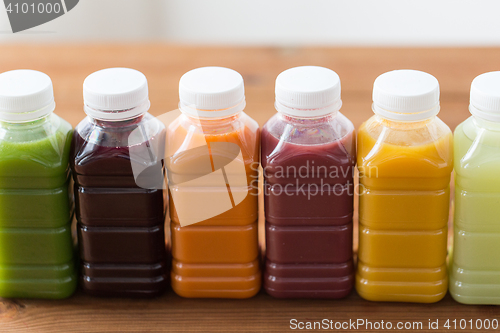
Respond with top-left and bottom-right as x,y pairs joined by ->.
451,71 -> 500,304
0,70 -> 76,299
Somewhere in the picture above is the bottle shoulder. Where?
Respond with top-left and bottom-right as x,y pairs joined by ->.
261,112 -> 356,169
455,116 -> 500,175
0,114 -> 72,154
166,112 -> 259,158
263,111 -> 354,145
357,115 -> 453,177
0,113 -> 73,182
71,113 -> 165,180
358,115 -> 452,146
74,113 -> 164,148
52,112 -> 73,135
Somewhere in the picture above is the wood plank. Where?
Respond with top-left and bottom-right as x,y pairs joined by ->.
1,291 -> 500,333
0,45 -> 498,332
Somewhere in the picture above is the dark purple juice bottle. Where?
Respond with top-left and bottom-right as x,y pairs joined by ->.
71,68 -> 168,297
262,66 -> 355,298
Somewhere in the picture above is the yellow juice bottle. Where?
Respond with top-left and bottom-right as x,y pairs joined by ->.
450,72 -> 500,304
356,70 -> 453,303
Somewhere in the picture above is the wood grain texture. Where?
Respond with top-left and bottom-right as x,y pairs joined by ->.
1,292 -> 499,333
0,45 -> 499,332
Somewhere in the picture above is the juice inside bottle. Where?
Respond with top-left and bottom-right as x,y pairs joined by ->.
451,72 -> 500,304
0,70 -> 76,299
168,67 -> 260,298
71,68 -> 168,297
262,66 -> 355,298
356,70 -> 453,303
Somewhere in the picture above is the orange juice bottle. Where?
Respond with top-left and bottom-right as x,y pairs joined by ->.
168,67 -> 260,298
356,70 -> 453,303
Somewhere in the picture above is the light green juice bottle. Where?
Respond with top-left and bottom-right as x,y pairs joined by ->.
0,70 -> 76,298
451,71 -> 500,304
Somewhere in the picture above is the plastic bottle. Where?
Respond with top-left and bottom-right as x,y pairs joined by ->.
261,66 -> 355,298
451,71 -> 500,304
71,68 -> 168,297
0,69 -> 76,298
356,69 -> 453,303
168,67 -> 261,298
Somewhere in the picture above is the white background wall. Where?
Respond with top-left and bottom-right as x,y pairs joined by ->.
0,0 -> 499,46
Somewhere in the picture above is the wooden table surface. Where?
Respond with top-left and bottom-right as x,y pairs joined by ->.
0,45 -> 499,332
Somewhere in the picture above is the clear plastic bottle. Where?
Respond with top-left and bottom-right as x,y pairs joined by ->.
356,70 -> 453,303
168,67 -> 261,298
261,66 -> 355,298
451,71 -> 500,304
0,70 -> 76,298
71,68 -> 167,297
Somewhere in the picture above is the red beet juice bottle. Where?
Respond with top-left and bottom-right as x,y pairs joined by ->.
71,68 -> 168,297
262,66 -> 355,298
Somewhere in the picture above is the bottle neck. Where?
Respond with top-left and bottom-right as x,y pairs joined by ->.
472,115 -> 500,131
84,99 -> 150,121
184,111 -> 242,126
179,111 -> 244,136
279,111 -> 337,125
375,114 -> 435,129
0,113 -> 52,129
88,114 -> 145,128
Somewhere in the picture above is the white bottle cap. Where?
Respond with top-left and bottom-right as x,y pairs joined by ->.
372,69 -> 440,121
179,67 -> 246,118
83,68 -> 150,121
275,66 -> 342,117
469,71 -> 500,122
0,69 -> 56,122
